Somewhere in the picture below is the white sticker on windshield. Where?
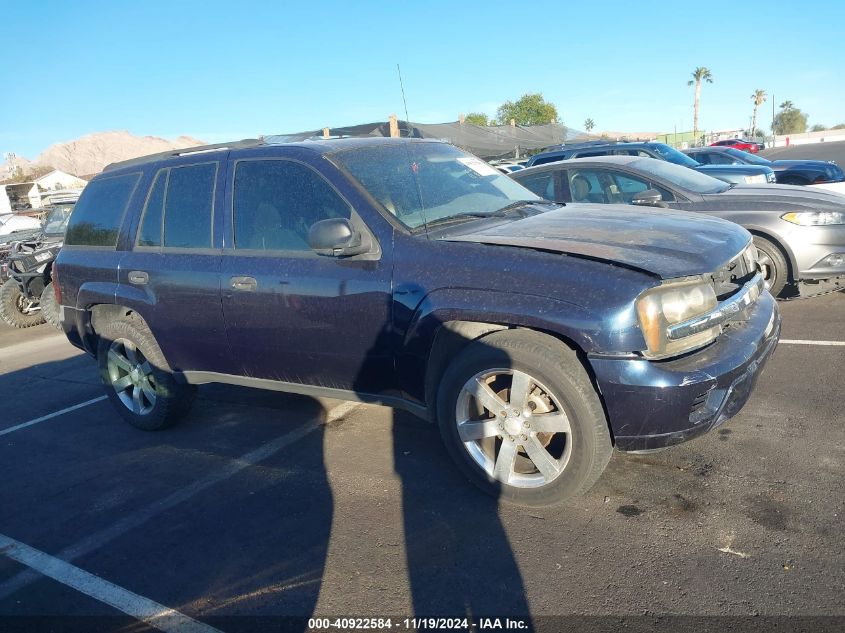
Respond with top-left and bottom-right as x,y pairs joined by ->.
457,157 -> 499,177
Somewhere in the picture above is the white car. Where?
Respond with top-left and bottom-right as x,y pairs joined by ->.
0,213 -> 41,237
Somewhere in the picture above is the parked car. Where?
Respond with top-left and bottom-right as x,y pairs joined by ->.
710,139 -> 760,153
683,146 -> 845,186
525,141 -> 776,185
511,155 -> 845,296
0,212 -> 41,237
55,138 -> 779,506
0,203 -> 74,328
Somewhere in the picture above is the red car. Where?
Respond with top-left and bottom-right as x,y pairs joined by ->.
710,138 -> 760,153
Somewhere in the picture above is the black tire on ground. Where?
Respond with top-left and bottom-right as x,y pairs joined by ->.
96,315 -> 197,431
753,235 -> 790,298
436,329 -> 613,507
0,278 -> 45,328
40,282 -> 61,330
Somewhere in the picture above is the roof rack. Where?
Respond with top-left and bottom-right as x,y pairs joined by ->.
102,138 -> 264,172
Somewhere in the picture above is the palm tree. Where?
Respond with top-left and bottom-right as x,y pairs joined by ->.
779,100 -> 795,112
584,118 -> 595,133
750,89 -> 767,137
687,67 -> 713,140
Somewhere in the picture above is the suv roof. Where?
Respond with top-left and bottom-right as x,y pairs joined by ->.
104,137 -> 444,173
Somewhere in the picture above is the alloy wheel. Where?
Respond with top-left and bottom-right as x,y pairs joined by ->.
106,338 -> 157,415
455,369 -> 573,488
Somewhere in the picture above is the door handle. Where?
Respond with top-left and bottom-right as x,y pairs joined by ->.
128,271 -> 149,285
230,276 -> 258,291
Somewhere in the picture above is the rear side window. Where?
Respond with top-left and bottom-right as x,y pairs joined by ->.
532,154 -> 565,166
164,163 -> 216,248
574,150 -> 611,158
516,171 -> 556,200
233,160 -> 351,251
64,172 -> 141,247
138,170 -> 166,246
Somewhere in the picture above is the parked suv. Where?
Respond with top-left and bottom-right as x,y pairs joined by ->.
55,138 -> 780,506
526,141 -> 776,185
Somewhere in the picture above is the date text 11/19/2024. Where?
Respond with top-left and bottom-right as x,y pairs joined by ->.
307,617 -> 530,630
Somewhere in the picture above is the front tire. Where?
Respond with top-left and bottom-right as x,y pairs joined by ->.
753,235 -> 790,297
436,329 -> 613,507
96,316 -> 197,430
0,278 -> 45,328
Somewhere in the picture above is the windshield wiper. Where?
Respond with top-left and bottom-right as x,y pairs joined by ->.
423,212 -> 496,229
422,200 -> 559,231
495,199 -> 562,215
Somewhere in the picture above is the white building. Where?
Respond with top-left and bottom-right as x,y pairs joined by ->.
0,169 -> 87,214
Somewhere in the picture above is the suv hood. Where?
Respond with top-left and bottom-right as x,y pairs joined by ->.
696,164 -> 770,175
772,159 -> 835,168
440,204 -> 750,279
705,184 -> 845,210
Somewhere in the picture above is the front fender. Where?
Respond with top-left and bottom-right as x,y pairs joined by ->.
396,287 -> 643,403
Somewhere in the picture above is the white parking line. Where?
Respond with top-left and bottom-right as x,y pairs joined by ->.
0,401 -> 361,601
0,395 -> 107,437
0,533 -> 221,633
779,339 -> 845,346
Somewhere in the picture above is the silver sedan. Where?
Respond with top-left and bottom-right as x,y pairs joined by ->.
511,155 -> 845,296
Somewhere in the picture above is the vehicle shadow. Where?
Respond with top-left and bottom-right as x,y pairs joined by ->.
0,325 -> 533,629
356,322 -> 534,623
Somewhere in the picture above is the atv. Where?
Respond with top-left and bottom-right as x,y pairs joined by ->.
0,203 -> 74,329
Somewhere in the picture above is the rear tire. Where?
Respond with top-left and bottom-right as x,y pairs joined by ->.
0,278 -> 45,328
753,235 -> 790,297
436,329 -> 613,507
96,315 -> 197,430
40,282 -> 61,329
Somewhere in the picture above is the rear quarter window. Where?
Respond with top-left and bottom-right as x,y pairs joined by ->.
64,172 -> 141,247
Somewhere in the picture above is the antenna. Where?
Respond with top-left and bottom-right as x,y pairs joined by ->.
397,64 -> 411,132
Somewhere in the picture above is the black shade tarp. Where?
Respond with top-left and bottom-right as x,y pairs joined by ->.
265,120 -> 590,159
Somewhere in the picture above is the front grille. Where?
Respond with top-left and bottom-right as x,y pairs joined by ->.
710,248 -> 757,301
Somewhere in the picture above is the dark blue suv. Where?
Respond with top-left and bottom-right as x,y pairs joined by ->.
55,138 -> 780,506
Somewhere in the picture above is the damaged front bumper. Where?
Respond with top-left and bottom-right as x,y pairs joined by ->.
589,291 -> 780,451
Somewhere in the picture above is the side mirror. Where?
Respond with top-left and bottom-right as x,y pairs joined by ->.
631,189 -> 666,208
308,218 -> 368,257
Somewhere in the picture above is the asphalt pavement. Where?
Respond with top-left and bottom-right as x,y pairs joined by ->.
0,286 -> 842,633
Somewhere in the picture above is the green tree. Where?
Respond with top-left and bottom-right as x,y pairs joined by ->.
772,101 -> 808,135
584,118 -> 595,133
496,93 -> 559,126
687,67 -> 713,138
810,124 -> 826,132
464,112 -> 489,126
831,123 -> 845,130
750,89 -> 766,138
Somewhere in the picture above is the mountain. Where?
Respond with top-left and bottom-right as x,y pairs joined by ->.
27,130 -> 207,177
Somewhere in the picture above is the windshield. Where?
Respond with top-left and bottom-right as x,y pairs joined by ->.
333,142 -> 542,230
648,143 -> 702,168
43,204 -> 74,235
630,158 -> 730,194
724,148 -> 772,166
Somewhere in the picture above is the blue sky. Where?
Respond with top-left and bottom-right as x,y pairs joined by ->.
2,0 -> 843,158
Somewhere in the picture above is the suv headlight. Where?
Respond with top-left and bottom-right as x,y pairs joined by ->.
636,276 -> 719,359
781,211 -> 845,226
